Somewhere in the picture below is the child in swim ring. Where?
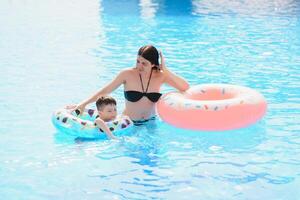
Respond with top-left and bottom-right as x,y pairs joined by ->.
94,96 -> 119,139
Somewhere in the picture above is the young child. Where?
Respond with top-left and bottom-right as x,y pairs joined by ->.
95,96 -> 118,139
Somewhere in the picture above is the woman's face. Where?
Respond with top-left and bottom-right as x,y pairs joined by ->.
136,56 -> 154,72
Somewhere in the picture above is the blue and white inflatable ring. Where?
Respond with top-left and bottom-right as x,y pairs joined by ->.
52,108 -> 133,139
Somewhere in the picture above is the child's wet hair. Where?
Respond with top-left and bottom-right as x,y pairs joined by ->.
96,96 -> 117,111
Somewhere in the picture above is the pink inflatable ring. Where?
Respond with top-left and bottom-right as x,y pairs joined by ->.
157,84 -> 267,131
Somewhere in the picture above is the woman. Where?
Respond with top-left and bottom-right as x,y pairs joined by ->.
73,45 -> 189,124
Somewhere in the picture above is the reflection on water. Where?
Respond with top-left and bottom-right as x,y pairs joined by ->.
191,0 -> 300,17
139,0 -> 159,19
101,0 -> 300,17
158,120 -> 267,152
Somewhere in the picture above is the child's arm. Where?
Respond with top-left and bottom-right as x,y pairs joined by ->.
94,118 -> 117,140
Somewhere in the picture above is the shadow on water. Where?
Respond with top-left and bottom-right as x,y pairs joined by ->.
122,123 -> 171,167
54,118 -> 266,167
93,121 -> 172,167
53,131 -> 120,145
96,118 -> 266,167
157,119 -> 267,152
53,131 -> 82,145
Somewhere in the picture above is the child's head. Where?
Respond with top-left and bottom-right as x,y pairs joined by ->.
96,96 -> 117,122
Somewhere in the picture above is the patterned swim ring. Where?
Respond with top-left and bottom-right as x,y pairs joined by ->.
156,84 -> 267,131
52,108 -> 133,139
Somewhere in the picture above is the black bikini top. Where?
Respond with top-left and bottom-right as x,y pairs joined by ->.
124,69 -> 162,103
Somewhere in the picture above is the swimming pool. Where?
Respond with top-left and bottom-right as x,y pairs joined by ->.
1,0 -> 299,199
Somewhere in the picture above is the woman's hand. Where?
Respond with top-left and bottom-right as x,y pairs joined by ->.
74,104 -> 86,115
65,104 -> 86,115
159,51 -> 167,72
65,104 -> 77,110
160,51 -> 190,91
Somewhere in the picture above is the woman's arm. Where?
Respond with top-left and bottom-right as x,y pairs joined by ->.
163,68 -> 190,92
160,52 -> 190,92
75,70 -> 127,113
95,118 -> 117,139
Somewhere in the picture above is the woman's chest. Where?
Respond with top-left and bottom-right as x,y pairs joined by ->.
124,72 -> 164,91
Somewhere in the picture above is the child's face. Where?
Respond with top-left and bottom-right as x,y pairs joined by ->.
99,104 -> 117,122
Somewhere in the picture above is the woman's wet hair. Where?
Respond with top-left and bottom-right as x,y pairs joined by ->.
138,45 -> 160,70
96,96 -> 117,111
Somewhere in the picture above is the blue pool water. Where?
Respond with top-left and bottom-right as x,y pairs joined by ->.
1,0 -> 300,199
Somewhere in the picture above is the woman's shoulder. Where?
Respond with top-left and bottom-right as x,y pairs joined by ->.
117,67 -> 139,79
112,68 -> 133,81
119,67 -> 136,75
